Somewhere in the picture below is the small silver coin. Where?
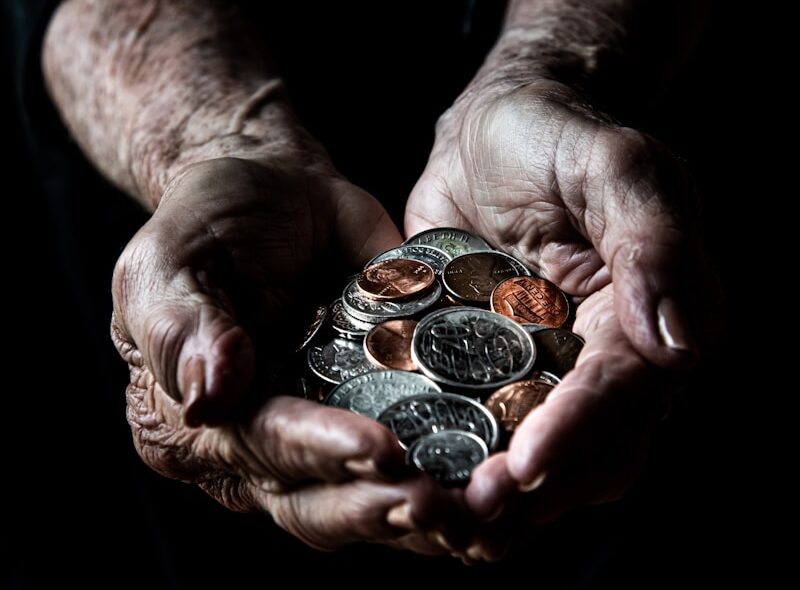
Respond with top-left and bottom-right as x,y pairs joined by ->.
529,370 -> 562,386
367,244 -> 452,275
323,370 -> 441,419
342,279 -> 442,323
377,392 -> 499,450
492,250 -> 533,277
407,430 -> 488,486
404,227 -> 492,258
411,307 -> 536,390
295,305 -> 329,353
329,299 -> 377,340
307,337 -> 374,384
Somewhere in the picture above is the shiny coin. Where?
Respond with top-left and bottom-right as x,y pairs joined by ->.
492,251 -> 533,277
329,299 -> 376,340
412,307 -> 536,390
404,227 -> 492,258
491,276 -> 569,327
378,392 -> 499,450
485,378 -> 556,432
407,430 -> 488,486
342,279 -> 441,323
530,328 -> 585,377
529,370 -> 562,386
356,258 -> 435,301
307,337 -> 374,384
364,319 -> 418,371
443,252 -> 519,304
368,245 -> 452,275
324,370 -> 441,419
295,305 -> 329,353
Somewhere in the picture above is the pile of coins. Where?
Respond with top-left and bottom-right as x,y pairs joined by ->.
297,228 -> 584,486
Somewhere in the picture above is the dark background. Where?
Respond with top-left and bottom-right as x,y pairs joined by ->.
3,1 -> 770,587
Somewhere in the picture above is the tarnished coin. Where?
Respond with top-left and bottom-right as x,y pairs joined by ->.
342,279 -> 442,323
356,258 -> 435,301
443,252 -> 519,303
324,370 -> 441,419
295,305 -> 329,353
368,245 -> 452,275
404,227 -> 492,258
307,337 -> 374,384
485,378 -> 556,432
491,276 -> 569,327
407,430 -> 488,486
492,251 -> 533,277
412,307 -> 536,390
522,323 -> 550,335
529,370 -> 562,386
530,328 -> 585,377
378,392 -> 499,450
329,299 -> 376,340
364,319 -> 418,371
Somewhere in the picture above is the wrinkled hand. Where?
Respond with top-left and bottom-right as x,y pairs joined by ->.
111,156 -> 461,551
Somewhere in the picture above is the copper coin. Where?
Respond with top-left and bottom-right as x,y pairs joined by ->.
485,379 -> 555,432
364,319 -> 418,371
442,252 -> 519,304
530,328 -> 585,377
490,276 -> 569,327
356,258 -> 435,301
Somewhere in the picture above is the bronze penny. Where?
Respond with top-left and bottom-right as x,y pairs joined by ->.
485,379 -> 555,432
364,319 -> 418,371
442,252 -> 519,304
490,276 -> 569,327
356,258 -> 435,301
530,328 -> 585,377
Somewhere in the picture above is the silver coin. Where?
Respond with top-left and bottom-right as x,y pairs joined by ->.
307,337 -> 374,384
404,227 -> 492,258
407,430 -> 488,485
530,328 -> 585,377
294,305 -> 329,353
323,370 -> 441,419
411,307 -> 536,390
367,244 -> 452,275
377,392 -> 499,450
341,279 -> 442,323
492,250 -> 533,277
329,299 -> 377,339
529,370 -> 562,386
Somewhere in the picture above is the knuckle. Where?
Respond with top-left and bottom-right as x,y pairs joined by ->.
198,476 -> 256,513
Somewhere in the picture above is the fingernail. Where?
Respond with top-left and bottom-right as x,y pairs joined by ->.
657,298 -> 699,361
344,458 -> 379,479
386,502 -> 414,530
182,356 -> 206,427
481,504 -> 504,523
519,471 -> 547,493
432,531 -> 457,552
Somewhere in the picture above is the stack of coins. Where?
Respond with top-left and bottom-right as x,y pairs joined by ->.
298,228 -> 585,486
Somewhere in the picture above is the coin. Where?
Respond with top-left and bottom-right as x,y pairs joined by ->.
295,305 -> 329,353
356,258 -> 435,301
404,227 -> 492,258
378,392 -> 500,450
522,323 -> 550,335
329,299 -> 376,340
492,251 -> 533,277
443,252 -> 519,303
529,370 -> 562,386
490,276 -> 569,327
412,307 -> 536,390
364,319 -> 418,371
324,370 -> 441,419
530,328 -> 585,377
367,245 -> 452,275
307,337 -> 374,384
407,430 -> 488,486
342,279 -> 442,323
485,379 -> 556,432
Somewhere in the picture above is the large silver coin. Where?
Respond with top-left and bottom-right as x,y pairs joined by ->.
411,307 -> 536,390
367,244 -> 452,275
377,392 -> 499,450
329,299 -> 377,340
407,430 -> 488,486
307,337 -> 374,384
404,227 -> 492,258
323,370 -> 441,419
342,279 -> 442,323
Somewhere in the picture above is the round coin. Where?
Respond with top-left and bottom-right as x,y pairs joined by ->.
530,328 -> 585,377
342,279 -> 442,323
485,379 -> 556,432
364,319 -> 418,371
377,392 -> 499,450
404,227 -> 492,258
356,258 -> 435,301
324,370 -> 441,419
295,304 -> 329,353
367,245 -> 452,275
411,307 -> 536,390
491,276 -> 569,327
329,299 -> 377,340
492,250 -> 534,277
407,430 -> 488,486
443,252 -> 519,303
307,337 -> 374,384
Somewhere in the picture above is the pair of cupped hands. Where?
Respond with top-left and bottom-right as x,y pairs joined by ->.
110,79 -> 715,561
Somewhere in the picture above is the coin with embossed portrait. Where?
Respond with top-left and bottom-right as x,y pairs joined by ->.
407,430 -> 488,486
491,276 -> 569,327
367,244 -> 452,275
364,319 -> 418,371
404,227 -> 492,258
485,378 -> 556,432
342,279 -> 441,323
530,328 -> 585,377
324,370 -> 441,419
357,258 -> 435,301
443,252 -> 520,304
329,299 -> 376,340
307,337 -> 374,384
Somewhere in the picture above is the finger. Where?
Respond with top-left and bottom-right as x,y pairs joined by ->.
464,453 -> 518,523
